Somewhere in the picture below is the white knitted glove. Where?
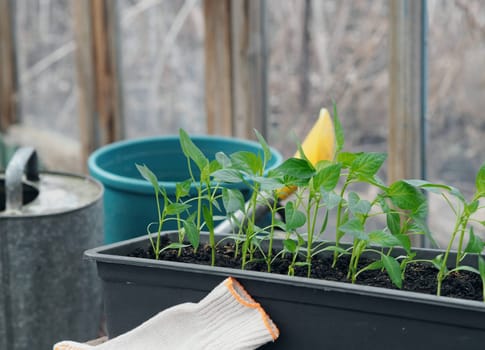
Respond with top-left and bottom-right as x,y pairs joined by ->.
54,277 -> 279,350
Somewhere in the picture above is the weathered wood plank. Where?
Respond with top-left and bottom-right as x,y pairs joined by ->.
92,0 -> 124,144
389,0 -> 427,246
231,0 -> 267,139
73,0 -> 96,167
204,0 -> 267,139
0,0 -> 18,132
73,0 -> 123,167
204,0 -> 233,136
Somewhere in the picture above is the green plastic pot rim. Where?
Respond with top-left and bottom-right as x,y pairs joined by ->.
84,231 -> 485,312
88,135 -> 283,195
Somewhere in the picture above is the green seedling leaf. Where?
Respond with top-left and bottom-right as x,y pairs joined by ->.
451,265 -> 480,275
313,245 -> 349,256
254,129 -> 272,164
348,192 -> 371,216
215,151 -> 232,168
351,152 -> 387,178
449,187 -> 466,203
159,242 -> 190,254
136,164 -> 160,192
395,233 -> 412,256
413,201 -> 428,220
431,254 -> 447,272
409,216 -> 437,248
333,102 -> 345,153
209,159 -> 222,173
176,180 -> 192,198
285,201 -> 306,231
467,200 -> 479,215
381,255 -> 403,288
387,180 -> 426,211
322,191 -> 342,209
211,169 -> 243,183
159,184 -> 168,198
314,160 -> 333,171
339,219 -> 367,241
211,197 -> 222,212
296,232 -> 307,247
404,179 -> 452,194
465,227 -> 485,254
202,205 -> 214,232
165,203 -> 191,215
179,129 -> 209,171
366,175 -> 387,190
348,191 -> 361,207
273,158 -> 315,182
229,234 -> 247,244
230,151 -> 263,175
251,176 -> 284,191
386,212 -> 401,236
406,179 -> 466,203
318,210 -> 329,235
200,163 -> 212,182
336,211 -> 350,241
476,161 -> 485,197
222,188 -> 245,214
295,138 -> 312,165
337,152 -> 359,168
479,256 -> 485,276
364,260 -> 384,271
368,230 -> 401,247
283,239 -> 297,253
395,234 -> 412,254
272,219 -> 287,231
378,195 -> 390,212
146,222 -> 159,235
313,163 -> 342,192
265,167 -> 284,180
183,220 -> 199,251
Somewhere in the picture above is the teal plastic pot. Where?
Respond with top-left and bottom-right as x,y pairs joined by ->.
88,135 -> 283,243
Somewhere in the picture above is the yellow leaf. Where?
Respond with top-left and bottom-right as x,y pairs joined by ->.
278,108 -> 336,200
295,108 -> 336,163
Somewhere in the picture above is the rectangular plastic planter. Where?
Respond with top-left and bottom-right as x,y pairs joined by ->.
85,232 -> 485,349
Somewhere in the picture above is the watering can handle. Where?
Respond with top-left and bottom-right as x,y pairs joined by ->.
5,147 -> 39,212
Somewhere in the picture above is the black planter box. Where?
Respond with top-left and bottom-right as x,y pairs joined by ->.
85,232 -> 485,349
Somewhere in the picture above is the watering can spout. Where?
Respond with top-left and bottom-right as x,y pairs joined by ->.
5,147 -> 39,212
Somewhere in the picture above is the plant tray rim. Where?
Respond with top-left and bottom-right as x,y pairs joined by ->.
85,231 -> 485,311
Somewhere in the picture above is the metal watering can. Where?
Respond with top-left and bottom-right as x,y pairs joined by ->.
0,147 -> 104,350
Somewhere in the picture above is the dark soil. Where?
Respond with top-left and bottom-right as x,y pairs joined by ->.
128,236 -> 483,302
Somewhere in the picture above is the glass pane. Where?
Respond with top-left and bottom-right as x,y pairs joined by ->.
267,0 -> 389,160
427,0 -> 485,247
13,0 -> 80,171
266,0 -> 389,238
118,0 -> 205,138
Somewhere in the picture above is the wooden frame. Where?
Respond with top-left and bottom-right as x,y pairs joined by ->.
73,0 -> 123,166
0,0 -> 17,132
204,0 -> 268,139
389,0 -> 427,247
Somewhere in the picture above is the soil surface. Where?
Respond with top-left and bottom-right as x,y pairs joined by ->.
129,236 -> 483,302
